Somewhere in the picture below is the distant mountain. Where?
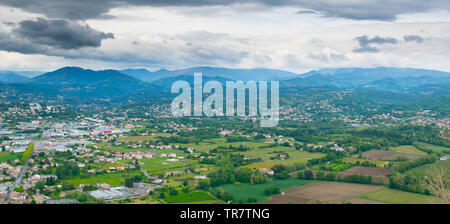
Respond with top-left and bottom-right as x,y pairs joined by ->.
30,67 -> 162,100
152,74 -> 233,90
0,71 -> 30,83
1,66 -> 449,104
301,67 -> 450,79
121,66 -> 299,82
120,68 -> 155,82
282,67 -> 450,94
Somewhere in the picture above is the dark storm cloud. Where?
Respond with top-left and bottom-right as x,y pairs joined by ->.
404,35 -> 424,43
13,18 -> 114,49
0,18 -> 113,56
353,35 -> 399,53
1,0 -> 450,21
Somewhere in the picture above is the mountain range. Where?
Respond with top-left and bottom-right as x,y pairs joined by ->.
120,67 -> 299,82
0,66 -> 449,103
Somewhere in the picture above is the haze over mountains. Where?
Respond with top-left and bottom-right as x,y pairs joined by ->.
0,66 -> 449,103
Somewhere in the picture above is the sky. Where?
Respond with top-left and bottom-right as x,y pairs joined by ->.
0,0 -> 450,73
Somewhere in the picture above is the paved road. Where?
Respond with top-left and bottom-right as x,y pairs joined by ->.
5,158 -> 30,202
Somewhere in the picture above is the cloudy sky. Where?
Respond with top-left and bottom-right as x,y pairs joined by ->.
0,0 -> 450,73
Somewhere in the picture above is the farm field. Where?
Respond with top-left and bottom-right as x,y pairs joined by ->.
361,188 -> 445,204
163,191 -> 219,204
326,163 -> 352,172
111,197 -> 160,204
260,181 -> 383,204
0,151 -> 23,162
358,150 -> 426,160
406,160 -> 450,177
178,200 -> 226,204
239,146 -> 325,164
339,166 -> 392,176
140,157 -> 195,175
179,139 -> 269,153
342,157 -> 390,168
414,142 -> 450,154
214,179 -> 314,202
117,133 -> 173,143
391,145 -> 427,155
242,161 -> 279,169
65,171 -> 143,187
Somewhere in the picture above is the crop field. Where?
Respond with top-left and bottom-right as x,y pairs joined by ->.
260,181 -> 383,204
361,188 -> 445,204
327,163 -> 352,172
391,145 -> 427,155
359,150 -> 426,160
164,191 -> 218,203
406,160 -> 450,177
215,179 -> 313,202
414,142 -> 450,154
65,171 -> 143,187
0,152 -> 23,162
339,166 -> 392,176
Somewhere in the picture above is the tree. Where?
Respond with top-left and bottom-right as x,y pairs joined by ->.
183,179 -> 189,187
424,167 -> 449,204
247,196 -> 258,203
198,179 -> 211,190
316,171 -> 325,180
302,170 -> 314,180
125,178 -> 135,188
35,181 -> 45,192
169,188 -> 179,196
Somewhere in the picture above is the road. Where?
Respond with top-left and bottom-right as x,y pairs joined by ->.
5,157 -> 30,202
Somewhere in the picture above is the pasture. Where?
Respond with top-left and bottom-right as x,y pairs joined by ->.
359,150 -> 426,161
214,179 -> 313,202
360,188 -> 445,204
0,151 -> 23,162
65,171 -> 143,187
140,157 -> 195,175
164,191 -> 218,204
406,160 -> 450,177
414,142 -> 450,154
342,157 -> 390,168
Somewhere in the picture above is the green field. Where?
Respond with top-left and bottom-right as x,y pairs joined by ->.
406,160 -> 450,177
327,163 -> 352,171
179,138 -> 269,153
361,188 -> 444,204
164,191 -> 218,203
391,145 -> 427,155
214,178 -> 314,202
342,157 -> 390,168
140,157 -> 195,175
65,171 -> 142,187
414,142 -> 450,154
240,146 -> 325,164
0,152 -> 23,162
177,200 -> 226,204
